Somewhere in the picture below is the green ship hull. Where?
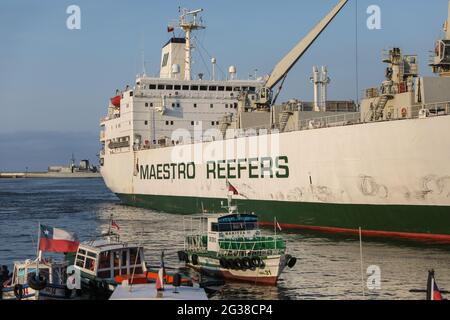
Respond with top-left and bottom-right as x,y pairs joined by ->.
117,193 -> 450,243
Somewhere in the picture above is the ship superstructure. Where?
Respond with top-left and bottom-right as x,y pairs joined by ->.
100,1 -> 450,242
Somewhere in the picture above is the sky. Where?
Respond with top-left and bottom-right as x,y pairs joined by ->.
0,0 -> 448,170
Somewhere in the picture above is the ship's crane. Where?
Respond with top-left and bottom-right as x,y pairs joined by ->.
257,0 -> 349,107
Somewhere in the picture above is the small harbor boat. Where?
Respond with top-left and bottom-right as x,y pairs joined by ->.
0,259 -> 76,300
178,185 -> 297,285
1,224 -> 81,300
71,224 -> 193,299
110,269 -> 208,300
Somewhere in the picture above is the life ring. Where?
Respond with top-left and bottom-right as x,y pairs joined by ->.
27,273 -> 48,291
401,107 -> 408,118
191,254 -> 199,266
14,284 -> 24,300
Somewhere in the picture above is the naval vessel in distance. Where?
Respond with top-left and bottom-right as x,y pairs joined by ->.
99,0 -> 450,242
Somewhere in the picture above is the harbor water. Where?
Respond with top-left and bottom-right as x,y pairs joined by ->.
1,178 -> 449,300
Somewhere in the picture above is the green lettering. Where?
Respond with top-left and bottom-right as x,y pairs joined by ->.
276,156 -> 289,178
237,159 -> 247,179
217,160 -> 226,179
150,165 -> 156,179
206,161 -> 216,179
261,157 -> 274,178
163,164 -> 171,179
139,165 -> 149,180
248,158 -> 259,179
178,163 -> 186,179
156,164 -> 163,180
227,160 -> 237,179
187,163 -> 196,179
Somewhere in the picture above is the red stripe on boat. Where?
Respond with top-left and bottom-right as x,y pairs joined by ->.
258,222 -> 450,243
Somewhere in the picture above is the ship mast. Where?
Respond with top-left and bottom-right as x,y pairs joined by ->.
430,0 -> 450,76
178,8 -> 206,81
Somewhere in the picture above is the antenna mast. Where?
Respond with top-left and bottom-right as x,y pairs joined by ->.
178,8 -> 206,80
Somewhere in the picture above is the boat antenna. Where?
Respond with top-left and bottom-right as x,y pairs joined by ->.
359,227 -> 366,299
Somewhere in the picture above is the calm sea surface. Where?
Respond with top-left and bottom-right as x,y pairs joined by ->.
0,178 -> 449,300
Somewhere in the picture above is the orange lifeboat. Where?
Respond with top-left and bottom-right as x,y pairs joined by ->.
110,95 -> 121,108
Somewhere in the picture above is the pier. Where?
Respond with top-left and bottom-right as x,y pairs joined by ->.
0,172 -> 101,179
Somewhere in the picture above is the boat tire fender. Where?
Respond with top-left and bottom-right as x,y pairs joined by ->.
219,257 -> 228,269
192,254 -> 199,266
27,273 -> 48,291
234,258 -> 245,270
14,284 -> 24,300
287,257 -> 297,269
251,257 -> 261,268
242,257 -> 252,269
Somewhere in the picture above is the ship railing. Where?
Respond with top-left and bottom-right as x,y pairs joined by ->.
217,237 -> 286,257
298,112 -> 361,131
411,101 -> 450,117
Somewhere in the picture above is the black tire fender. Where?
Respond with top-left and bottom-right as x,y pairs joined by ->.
191,254 -> 199,266
27,273 -> 48,291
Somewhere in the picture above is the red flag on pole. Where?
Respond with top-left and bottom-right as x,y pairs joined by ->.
111,220 -> 120,231
227,181 -> 238,195
167,25 -> 174,33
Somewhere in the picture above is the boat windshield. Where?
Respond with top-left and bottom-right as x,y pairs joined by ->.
212,214 -> 258,232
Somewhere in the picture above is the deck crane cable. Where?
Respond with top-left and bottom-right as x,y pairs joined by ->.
193,37 -> 212,79
194,34 -> 227,80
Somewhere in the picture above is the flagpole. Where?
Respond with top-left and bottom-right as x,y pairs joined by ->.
36,222 -> 41,300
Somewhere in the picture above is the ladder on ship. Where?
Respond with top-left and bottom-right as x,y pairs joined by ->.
374,94 -> 393,120
279,111 -> 293,132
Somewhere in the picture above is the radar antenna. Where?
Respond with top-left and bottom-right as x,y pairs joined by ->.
177,8 -> 206,80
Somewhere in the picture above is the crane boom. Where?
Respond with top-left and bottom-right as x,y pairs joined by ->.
264,0 -> 349,91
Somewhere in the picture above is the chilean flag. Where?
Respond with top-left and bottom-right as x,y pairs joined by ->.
39,225 -> 79,253
431,278 -> 444,301
227,181 -> 239,195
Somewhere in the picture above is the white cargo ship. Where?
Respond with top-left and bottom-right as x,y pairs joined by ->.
100,1 -> 450,242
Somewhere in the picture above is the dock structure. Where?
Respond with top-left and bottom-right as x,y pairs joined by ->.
0,172 -> 101,179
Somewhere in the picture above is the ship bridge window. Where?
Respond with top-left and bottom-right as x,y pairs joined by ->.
174,85 -> 181,90
249,87 -> 256,92
209,86 -> 217,91
166,85 -> 173,90
162,53 -> 169,67
158,84 -> 165,90
191,85 -> 199,91
200,86 -> 208,91
226,87 -> 232,92
129,91 -> 134,97
182,85 -> 189,90
149,84 -> 156,90
218,86 -> 225,91
233,87 -> 241,92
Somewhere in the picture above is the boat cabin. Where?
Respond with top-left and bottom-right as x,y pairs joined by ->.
74,238 -> 146,280
11,259 -> 68,286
